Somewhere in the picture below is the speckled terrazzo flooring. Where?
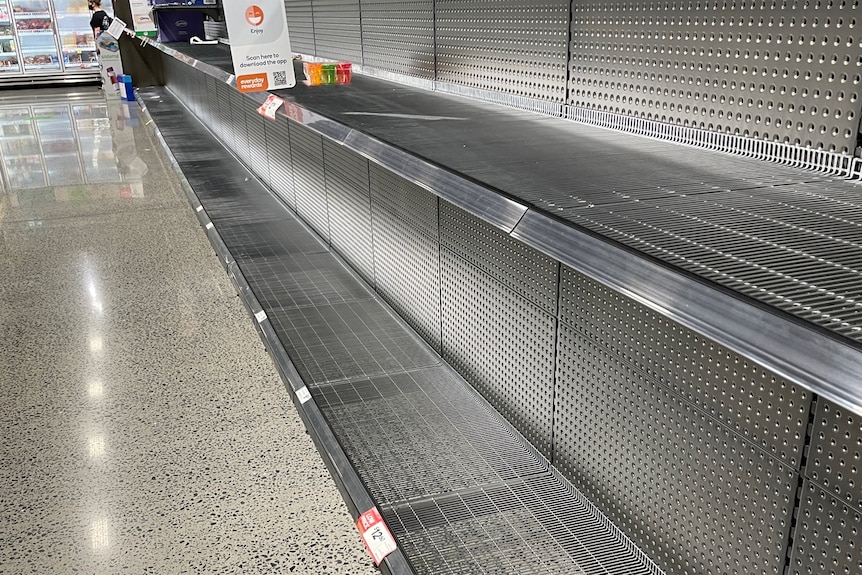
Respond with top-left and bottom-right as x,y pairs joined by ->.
0,89 -> 378,574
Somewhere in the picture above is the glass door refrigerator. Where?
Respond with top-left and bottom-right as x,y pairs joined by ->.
55,0 -> 99,71
0,0 -> 100,86
0,4 -> 20,74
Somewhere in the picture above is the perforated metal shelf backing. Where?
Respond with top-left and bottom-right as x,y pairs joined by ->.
163,57 -> 196,117
188,67 -> 206,121
197,74 -> 210,122
289,122 -> 330,242
311,0 -> 363,63
210,79 -> 229,145
560,265 -> 811,468
370,164 -> 438,237
370,164 -> 442,352
440,201 -> 559,315
441,247 -> 557,458
788,481 -> 862,575
206,74 -> 221,139
163,60 -> 192,121
163,56 -> 181,95
245,108 -> 270,185
284,0 -> 316,55
267,300 -> 440,385
323,140 -> 375,285
570,185 -> 862,343
568,1 -> 862,154
163,58 -> 192,115
360,0 -> 435,79
435,0 -> 569,103
807,398 -> 862,511
312,366 -> 660,575
263,118 -> 296,209
554,327 -> 798,575
228,89 -> 251,166
237,253 -> 373,310
215,80 -> 235,150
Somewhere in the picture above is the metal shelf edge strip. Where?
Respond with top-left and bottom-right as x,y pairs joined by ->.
511,209 -> 862,416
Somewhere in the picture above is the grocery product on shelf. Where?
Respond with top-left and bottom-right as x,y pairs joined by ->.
302,61 -> 352,86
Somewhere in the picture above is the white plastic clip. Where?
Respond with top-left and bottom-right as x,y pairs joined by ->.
296,386 -> 312,404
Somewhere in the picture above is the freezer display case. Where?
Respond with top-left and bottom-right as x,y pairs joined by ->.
0,0 -> 99,85
12,0 -> 60,72
55,0 -> 97,68
0,4 -> 21,72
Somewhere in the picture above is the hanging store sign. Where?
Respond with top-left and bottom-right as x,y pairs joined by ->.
128,0 -> 157,37
224,1 -> 295,93
105,17 -> 127,40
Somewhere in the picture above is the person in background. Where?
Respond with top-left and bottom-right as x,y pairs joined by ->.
89,0 -> 112,37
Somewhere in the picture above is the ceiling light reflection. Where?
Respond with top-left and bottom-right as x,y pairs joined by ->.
88,434 -> 105,459
91,517 -> 109,551
89,336 -> 103,353
88,380 -> 103,398
82,260 -> 103,316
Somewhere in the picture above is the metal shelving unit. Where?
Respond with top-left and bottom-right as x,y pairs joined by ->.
150,40 -> 862,575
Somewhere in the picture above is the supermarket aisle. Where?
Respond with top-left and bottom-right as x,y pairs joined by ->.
0,89 -> 377,574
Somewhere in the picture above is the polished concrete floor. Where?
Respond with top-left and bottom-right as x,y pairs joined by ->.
0,89 -> 377,574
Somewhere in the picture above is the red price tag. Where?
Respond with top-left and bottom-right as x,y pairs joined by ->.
257,94 -> 284,121
355,507 -> 397,566
283,101 -> 304,123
